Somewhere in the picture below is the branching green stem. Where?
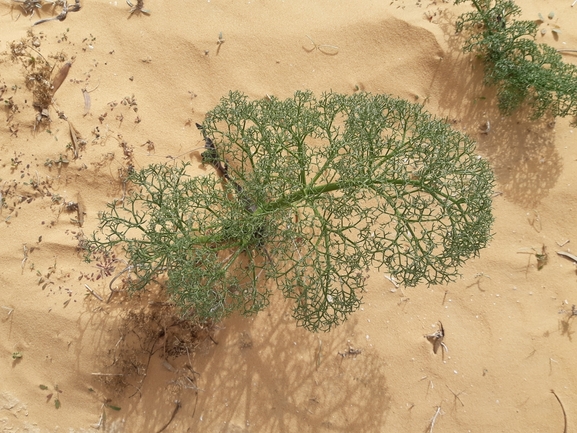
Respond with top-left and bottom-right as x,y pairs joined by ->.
86,91 -> 494,331
455,0 -> 577,123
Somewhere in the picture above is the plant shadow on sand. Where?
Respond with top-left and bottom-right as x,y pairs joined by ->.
188,305 -> 390,433
77,287 -> 210,431
433,9 -> 563,209
83,286 -> 390,432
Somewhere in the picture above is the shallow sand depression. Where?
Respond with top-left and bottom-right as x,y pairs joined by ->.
1,0 -> 577,431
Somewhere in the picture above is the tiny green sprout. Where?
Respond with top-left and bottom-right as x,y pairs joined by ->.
10,158 -> 21,169
39,384 -> 62,408
56,155 -> 70,164
12,352 -> 22,359
45,155 -> 69,168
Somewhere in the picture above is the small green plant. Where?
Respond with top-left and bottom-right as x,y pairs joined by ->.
39,384 -> 62,409
85,91 -> 494,331
455,0 -> 577,124
44,155 -> 69,168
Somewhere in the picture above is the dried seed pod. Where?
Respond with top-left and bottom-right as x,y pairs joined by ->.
82,89 -> 91,116
51,62 -> 72,95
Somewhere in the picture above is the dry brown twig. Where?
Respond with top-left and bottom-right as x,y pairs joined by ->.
107,264 -> 133,302
33,0 -> 81,26
21,243 -> 28,273
556,250 -> 577,264
11,0 -> 43,18
550,389 -> 567,433
446,384 -> 465,407
155,400 -> 181,433
427,405 -> 442,433
338,345 -> 362,358
84,284 -> 103,302
126,0 -> 150,16
1,306 -> 14,321
216,32 -> 225,55
527,210 -> 542,233
425,322 -> 447,355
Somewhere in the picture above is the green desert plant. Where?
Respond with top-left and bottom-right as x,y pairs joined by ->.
39,384 -> 62,409
85,91 -> 494,331
455,0 -> 577,124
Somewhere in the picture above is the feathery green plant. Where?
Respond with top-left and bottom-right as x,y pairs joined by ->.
455,0 -> 577,124
85,91 -> 494,331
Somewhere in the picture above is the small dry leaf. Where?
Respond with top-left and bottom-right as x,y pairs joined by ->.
557,251 -> 577,263
52,62 -> 72,96
425,322 -> 445,354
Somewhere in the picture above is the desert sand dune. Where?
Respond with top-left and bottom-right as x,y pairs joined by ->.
1,0 -> 576,431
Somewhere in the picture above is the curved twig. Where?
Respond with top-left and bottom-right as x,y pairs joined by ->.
108,265 -> 133,302
551,389 -> 567,433
156,400 -> 181,433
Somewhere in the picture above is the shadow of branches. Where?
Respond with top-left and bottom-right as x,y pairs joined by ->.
78,286 -> 389,432
188,304 -> 390,433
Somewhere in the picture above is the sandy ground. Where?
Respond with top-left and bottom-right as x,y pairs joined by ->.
1,0 -> 577,431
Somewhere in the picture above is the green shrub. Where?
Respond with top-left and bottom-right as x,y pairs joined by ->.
85,91 -> 494,331
455,0 -> 577,123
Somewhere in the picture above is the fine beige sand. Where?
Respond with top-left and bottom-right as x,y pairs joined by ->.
1,0 -> 577,431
